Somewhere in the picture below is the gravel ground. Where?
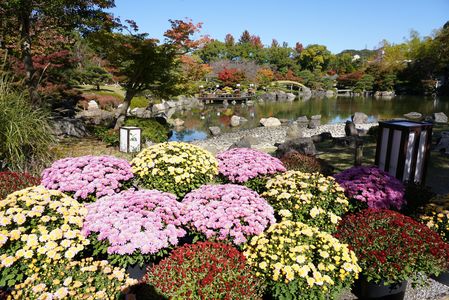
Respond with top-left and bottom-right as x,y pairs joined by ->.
191,123 -> 378,154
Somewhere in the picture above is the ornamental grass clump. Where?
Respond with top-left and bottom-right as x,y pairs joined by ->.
82,189 -> 186,268
216,148 -> 286,193
262,171 -> 349,232
244,213 -> 361,300
11,258 -> 137,299
0,171 -> 40,199
0,187 -> 90,286
41,155 -> 134,202
181,184 -> 275,246
131,142 -> 218,198
335,209 -> 449,286
145,241 -> 264,300
334,165 -> 406,210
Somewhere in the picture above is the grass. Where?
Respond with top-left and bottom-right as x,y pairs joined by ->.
75,85 -> 154,109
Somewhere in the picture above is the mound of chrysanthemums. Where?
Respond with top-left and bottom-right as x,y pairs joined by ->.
262,171 -> 350,232
145,241 -> 264,300
216,148 -> 286,193
41,155 -> 134,202
180,184 -> 275,245
244,211 -> 361,300
131,142 -> 218,198
334,165 -> 406,210
0,187 -> 90,286
82,189 -> 186,268
11,258 -> 137,299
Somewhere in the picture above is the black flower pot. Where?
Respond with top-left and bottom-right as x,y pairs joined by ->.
431,270 -> 449,286
352,278 -> 407,300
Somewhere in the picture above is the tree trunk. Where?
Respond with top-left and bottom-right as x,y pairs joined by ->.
19,6 -> 40,106
114,90 -> 135,130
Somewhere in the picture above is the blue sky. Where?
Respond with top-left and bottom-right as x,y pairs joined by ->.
111,0 -> 449,53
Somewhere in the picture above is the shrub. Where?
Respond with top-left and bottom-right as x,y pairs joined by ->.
280,151 -> 333,175
216,148 -> 286,193
244,217 -> 360,300
0,171 -> 40,199
262,171 -> 349,232
335,209 -> 449,285
0,75 -> 55,173
145,241 -> 264,300
180,184 -> 275,246
334,166 -> 406,210
82,190 -> 186,268
81,93 -> 122,110
93,126 -> 120,147
41,155 -> 134,202
124,117 -> 169,144
0,187 -> 90,286
11,258 -> 137,299
131,142 -> 218,198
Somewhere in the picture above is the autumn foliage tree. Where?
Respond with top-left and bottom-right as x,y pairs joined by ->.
217,68 -> 245,86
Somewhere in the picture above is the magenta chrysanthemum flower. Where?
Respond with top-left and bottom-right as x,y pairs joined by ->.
180,184 -> 275,245
82,189 -> 186,264
41,156 -> 133,201
334,166 -> 406,210
216,148 -> 286,183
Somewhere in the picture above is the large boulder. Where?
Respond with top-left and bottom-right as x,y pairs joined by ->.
311,132 -> 333,143
152,103 -> 168,113
352,112 -> 368,124
261,92 -> 277,101
168,118 -> 184,127
433,112 -> 448,124
209,126 -> 221,136
76,109 -> 115,126
345,121 -> 359,136
326,90 -> 335,98
404,112 -> 422,120
275,137 -> 317,157
260,117 -> 282,127
87,100 -> 99,110
296,116 -> 309,128
51,117 -> 88,138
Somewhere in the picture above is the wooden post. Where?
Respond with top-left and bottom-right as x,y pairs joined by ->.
354,138 -> 364,166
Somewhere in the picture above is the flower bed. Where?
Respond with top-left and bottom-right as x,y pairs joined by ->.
262,171 -> 349,232
335,209 -> 449,285
334,166 -> 406,210
216,148 -> 286,193
41,155 -> 134,202
0,187 -> 90,286
82,189 -> 186,268
131,142 -> 218,198
244,217 -> 360,299
0,171 -> 40,199
181,184 -> 275,245
145,241 -> 264,299
11,258 -> 137,299
418,202 -> 449,243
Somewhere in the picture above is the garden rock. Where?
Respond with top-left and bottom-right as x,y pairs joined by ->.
231,115 -> 241,127
152,103 -> 168,113
326,90 -> 335,98
345,121 -> 359,136
435,132 -> 449,155
87,100 -> 99,110
308,115 -> 321,129
76,109 -> 115,126
311,132 -> 333,143
260,117 -> 281,127
169,118 -> 184,127
333,136 -> 357,147
286,93 -> 296,101
228,136 -> 258,149
286,122 -> 304,140
404,112 -> 422,120
209,126 -> 221,136
261,92 -> 277,101
297,116 -> 309,128
50,117 -> 88,138
433,112 -> 448,123
275,137 -> 317,157
352,112 -> 368,124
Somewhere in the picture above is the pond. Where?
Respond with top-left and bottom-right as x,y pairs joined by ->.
169,95 -> 449,142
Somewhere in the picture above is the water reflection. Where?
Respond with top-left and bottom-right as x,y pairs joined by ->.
169,96 -> 449,142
